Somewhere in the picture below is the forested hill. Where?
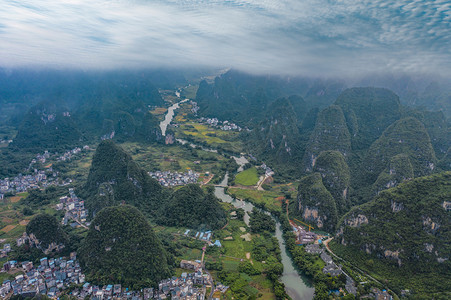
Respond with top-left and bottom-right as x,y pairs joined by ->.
332,172 -> 451,295
82,140 -> 226,230
81,140 -> 166,217
79,205 -> 172,289
157,184 -> 227,230
11,101 -> 82,152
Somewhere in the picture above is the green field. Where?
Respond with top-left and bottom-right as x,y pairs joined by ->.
234,167 -> 259,186
120,142 -> 225,174
228,188 -> 283,213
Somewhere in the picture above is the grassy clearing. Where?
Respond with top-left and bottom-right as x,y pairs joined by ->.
228,188 -> 283,213
235,167 -> 259,186
150,107 -> 167,115
180,85 -> 198,99
121,142 -> 225,174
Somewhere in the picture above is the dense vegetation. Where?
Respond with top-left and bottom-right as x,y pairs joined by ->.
79,205 -> 172,289
294,173 -> 338,232
249,208 -> 276,233
313,150 -> 351,215
195,70 -> 345,127
26,214 -> 68,249
82,140 -> 166,216
303,105 -> 351,172
246,97 -> 304,177
157,184 -> 227,230
11,102 -> 83,153
363,117 -> 436,185
335,172 -> 451,296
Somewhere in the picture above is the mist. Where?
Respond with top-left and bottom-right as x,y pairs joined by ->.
0,0 -> 450,77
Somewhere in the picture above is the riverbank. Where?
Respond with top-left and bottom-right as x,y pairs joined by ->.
215,174 -> 314,300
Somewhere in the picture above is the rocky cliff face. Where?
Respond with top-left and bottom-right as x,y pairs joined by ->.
372,154 -> 414,195
337,172 -> 451,273
296,173 -> 338,231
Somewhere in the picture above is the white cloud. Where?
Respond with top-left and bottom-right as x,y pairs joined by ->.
0,0 -> 450,76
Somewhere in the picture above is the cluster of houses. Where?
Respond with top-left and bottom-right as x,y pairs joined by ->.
293,225 -> 317,245
31,151 -> 51,167
198,117 -> 242,131
304,244 -> 343,277
0,253 -> 83,298
260,163 -> 275,177
190,101 -> 200,115
184,230 -> 221,247
60,188 -> 89,228
0,145 -> 91,200
16,232 -> 65,255
0,253 -> 213,299
56,145 -> 91,162
305,244 -> 357,295
72,269 -> 208,300
149,170 -> 199,187
0,242 -> 11,258
0,169 -> 58,197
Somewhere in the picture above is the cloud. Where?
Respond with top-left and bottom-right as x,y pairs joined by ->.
0,0 -> 450,76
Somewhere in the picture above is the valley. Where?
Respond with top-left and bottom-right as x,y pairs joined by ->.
0,70 -> 449,300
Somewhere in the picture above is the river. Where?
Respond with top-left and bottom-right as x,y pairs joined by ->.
159,99 -> 189,136
214,173 -> 315,300
160,92 -> 314,299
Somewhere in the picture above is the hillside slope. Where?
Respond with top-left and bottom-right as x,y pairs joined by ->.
79,205 -> 172,288
333,172 -> 451,295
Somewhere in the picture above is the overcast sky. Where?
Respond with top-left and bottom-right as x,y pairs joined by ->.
0,0 -> 450,76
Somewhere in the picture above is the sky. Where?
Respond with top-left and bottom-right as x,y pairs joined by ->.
0,0 -> 450,76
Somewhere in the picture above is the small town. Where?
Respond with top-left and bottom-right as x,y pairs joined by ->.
0,253 -> 215,299
149,170 -> 199,187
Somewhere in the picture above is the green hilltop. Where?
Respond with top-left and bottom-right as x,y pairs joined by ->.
335,87 -> 402,150
313,150 -> 351,215
293,172 -> 338,232
157,184 -> 227,230
79,205 -> 172,289
302,105 -> 351,172
82,140 -> 165,216
364,117 -> 436,185
26,214 -> 69,249
246,97 -> 304,177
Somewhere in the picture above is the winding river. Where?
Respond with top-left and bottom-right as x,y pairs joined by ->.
160,95 -> 314,299
214,174 -> 314,300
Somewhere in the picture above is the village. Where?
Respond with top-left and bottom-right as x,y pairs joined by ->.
149,170 -> 199,187
0,146 -> 91,201
0,252 -> 216,299
291,221 -> 359,297
59,188 -> 89,229
198,117 -> 242,132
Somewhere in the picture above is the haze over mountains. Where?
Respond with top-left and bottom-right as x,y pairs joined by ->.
0,1 -> 450,298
